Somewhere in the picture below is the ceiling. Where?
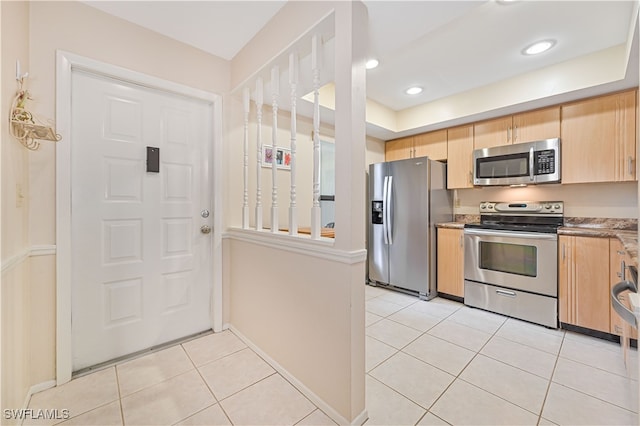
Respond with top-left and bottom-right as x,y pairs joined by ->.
85,0 -> 637,129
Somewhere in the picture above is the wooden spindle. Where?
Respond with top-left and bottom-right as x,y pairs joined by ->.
289,53 -> 298,236
255,78 -> 263,230
242,87 -> 250,229
271,66 -> 279,233
311,35 -> 322,239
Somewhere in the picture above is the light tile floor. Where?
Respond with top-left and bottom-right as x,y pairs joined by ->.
26,285 -> 640,425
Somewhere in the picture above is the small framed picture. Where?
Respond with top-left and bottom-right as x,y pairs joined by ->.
262,145 -> 291,170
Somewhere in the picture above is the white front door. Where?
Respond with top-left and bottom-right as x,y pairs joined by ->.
70,70 -> 213,371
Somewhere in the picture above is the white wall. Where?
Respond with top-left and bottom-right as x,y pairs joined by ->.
226,2 -> 369,423
1,0 -> 232,412
455,182 -> 638,219
2,1 -> 33,417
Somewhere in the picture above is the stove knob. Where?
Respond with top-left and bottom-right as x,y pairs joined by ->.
480,203 -> 486,210
554,204 -> 561,210
545,204 -> 551,209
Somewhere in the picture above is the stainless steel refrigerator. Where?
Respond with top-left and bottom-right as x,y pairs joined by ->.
367,157 -> 452,299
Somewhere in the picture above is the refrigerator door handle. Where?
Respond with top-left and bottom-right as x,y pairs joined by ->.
382,176 -> 389,244
387,175 -> 393,245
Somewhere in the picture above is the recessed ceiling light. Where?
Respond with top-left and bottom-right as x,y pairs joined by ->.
366,59 -> 379,70
405,86 -> 423,95
522,39 -> 556,56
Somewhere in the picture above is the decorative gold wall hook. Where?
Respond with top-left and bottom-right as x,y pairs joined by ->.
9,61 -> 61,151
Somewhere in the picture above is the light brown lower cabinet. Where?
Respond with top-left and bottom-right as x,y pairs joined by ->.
558,235 -> 610,333
437,228 -> 464,298
559,235 -> 639,337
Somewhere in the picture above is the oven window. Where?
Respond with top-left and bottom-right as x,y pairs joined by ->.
479,241 -> 537,277
477,153 -> 529,178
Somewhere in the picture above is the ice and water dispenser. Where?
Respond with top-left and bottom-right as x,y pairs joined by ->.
371,201 -> 384,224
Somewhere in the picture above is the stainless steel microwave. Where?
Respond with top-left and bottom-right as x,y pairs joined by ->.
473,138 -> 561,186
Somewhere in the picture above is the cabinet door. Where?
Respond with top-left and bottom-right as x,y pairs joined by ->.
609,238 -> 638,338
385,136 -> 414,161
614,90 -> 636,182
512,106 -> 560,144
473,116 -> 511,149
562,236 -> 610,332
558,236 -> 571,325
414,129 -> 447,160
561,90 -> 636,184
437,228 -> 464,297
447,125 -> 474,189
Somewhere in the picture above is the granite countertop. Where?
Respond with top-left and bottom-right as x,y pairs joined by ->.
436,222 -> 466,229
436,217 -> 638,266
559,218 -> 637,266
436,215 -> 479,229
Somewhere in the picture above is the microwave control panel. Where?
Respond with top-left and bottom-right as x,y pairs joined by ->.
534,149 -> 555,175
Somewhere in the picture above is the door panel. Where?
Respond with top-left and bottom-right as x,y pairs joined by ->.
71,71 -> 213,370
368,162 -> 389,284
388,158 -> 429,294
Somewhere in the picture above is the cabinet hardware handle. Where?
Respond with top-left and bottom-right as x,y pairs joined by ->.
621,260 -> 626,281
468,171 -> 472,184
496,289 -> 516,297
459,234 -> 463,247
561,243 -> 565,262
628,156 -> 634,175
617,250 -> 626,255
507,126 -> 511,143
514,125 -> 518,142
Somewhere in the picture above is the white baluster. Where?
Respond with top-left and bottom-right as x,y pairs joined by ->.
311,35 -> 322,239
271,66 -> 280,233
289,52 -> 298,236
242,87 -> 250,229
255,78 -> 263,230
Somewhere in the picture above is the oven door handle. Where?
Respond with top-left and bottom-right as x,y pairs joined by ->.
463,228 -> 557,240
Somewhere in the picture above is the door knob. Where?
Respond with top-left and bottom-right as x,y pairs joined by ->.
200,225 -> 212,234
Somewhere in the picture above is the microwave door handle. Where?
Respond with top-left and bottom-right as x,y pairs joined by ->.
529,147 -> 535,182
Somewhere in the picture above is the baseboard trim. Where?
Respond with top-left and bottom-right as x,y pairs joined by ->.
21,380 -> 57,418
227,325 -> 367,425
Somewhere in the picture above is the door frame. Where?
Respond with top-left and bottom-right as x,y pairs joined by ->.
55,51 -> 223,385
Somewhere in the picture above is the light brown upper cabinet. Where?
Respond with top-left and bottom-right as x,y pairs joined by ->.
385,130 -> 447,162
561,90 -> 637,184
414,129 -> 447,161
473,116 -> 512,149
474,107 -> 560,150
447,125 -> 474,189
385,136 -> 414,161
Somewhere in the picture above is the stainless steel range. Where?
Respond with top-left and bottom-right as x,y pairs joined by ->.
464,201 -> 564,328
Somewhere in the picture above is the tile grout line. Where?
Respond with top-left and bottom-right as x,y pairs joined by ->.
412,313 -> 509,424
552,332 -> 640,414
114,366 -> 126,426
537,330 -> 565,425
179,338 -> 237,426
